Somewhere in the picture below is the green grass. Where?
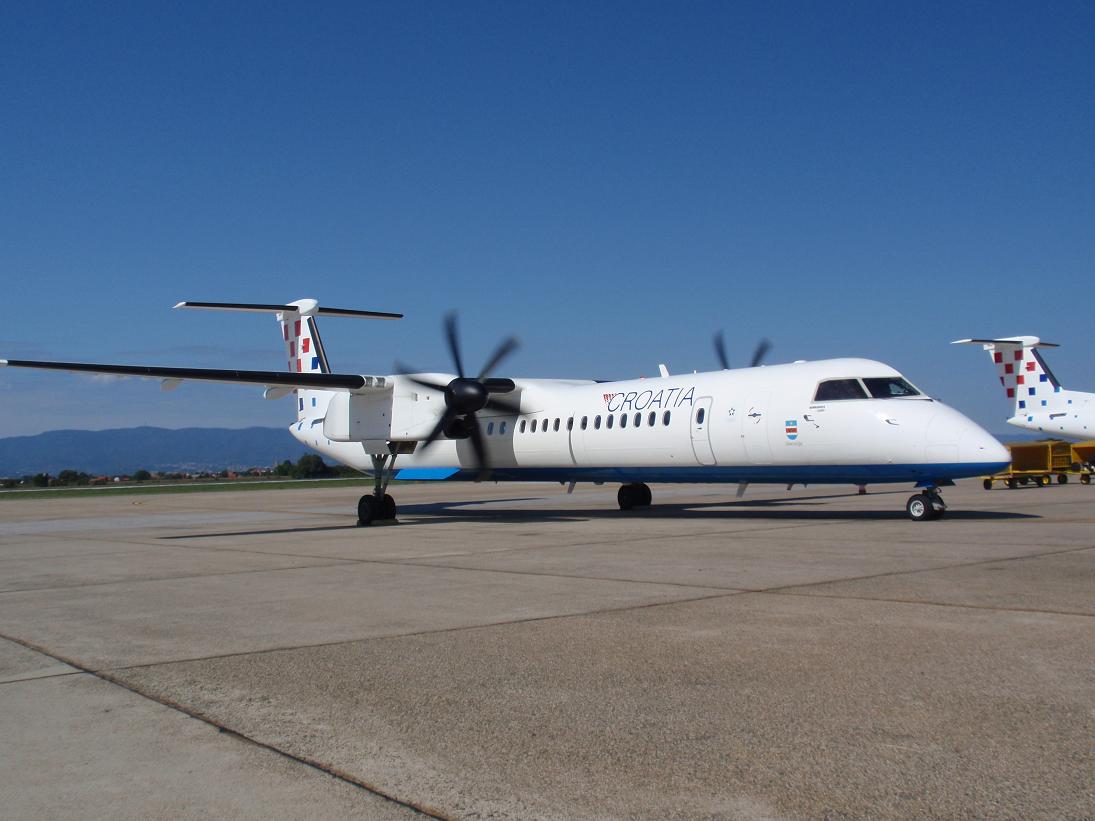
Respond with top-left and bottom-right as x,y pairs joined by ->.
0,476 -> 379,500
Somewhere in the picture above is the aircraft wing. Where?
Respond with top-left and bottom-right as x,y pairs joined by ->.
0,359 -> 390,393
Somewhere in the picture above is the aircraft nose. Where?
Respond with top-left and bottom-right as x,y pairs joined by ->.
958,421 -> 1010,468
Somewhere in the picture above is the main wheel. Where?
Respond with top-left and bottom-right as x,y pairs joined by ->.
357,494 -> 378,526
982,478 -> 993,491
381,493 -> 397,519
636,482 -> 652,506
618,484 -> 638,510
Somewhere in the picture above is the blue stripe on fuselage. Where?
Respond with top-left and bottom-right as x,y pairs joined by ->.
393,462 -> 1009,485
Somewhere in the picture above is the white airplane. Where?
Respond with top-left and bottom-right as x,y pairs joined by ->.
2,299 -> 1009,523
954,337 -> 1094,440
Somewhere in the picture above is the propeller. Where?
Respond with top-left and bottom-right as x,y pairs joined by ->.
397,313 -> 520,478
714,332 -> 772,370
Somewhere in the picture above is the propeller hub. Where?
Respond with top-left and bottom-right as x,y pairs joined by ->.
446,377 -> 488,413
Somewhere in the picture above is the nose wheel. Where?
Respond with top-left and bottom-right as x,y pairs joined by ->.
906,490 -> 945,521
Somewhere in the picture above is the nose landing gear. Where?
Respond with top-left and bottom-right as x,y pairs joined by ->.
906,489 -> 946,521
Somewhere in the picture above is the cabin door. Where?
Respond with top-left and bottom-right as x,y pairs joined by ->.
690,396 -> 717,465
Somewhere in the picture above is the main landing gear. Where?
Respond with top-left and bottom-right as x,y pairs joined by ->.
358,452 -> 400,526
906,489 -> 946,522
618,482 -> 652,510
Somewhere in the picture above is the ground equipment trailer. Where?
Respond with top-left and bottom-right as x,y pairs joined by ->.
983,440 -> 1095,489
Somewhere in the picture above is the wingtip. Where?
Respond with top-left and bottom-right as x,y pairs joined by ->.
172,302 -> 187,309
0,359 -> 8,366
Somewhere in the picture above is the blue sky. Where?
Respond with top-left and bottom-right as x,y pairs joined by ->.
2,1 -> 1092,436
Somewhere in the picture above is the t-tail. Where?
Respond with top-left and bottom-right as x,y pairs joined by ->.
176,299 -> 402,423
953,336 -> 1094,439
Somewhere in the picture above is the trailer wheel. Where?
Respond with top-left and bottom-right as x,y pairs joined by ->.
1006,477 -> 1018,489
1038,475 -> 1051,487
1057,474 -> 1068,485
1082,474 -> 1091,485
982,478 -> 993,491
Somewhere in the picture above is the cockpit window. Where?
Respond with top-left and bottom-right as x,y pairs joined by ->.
814,379 -> 869,401
862,377 -> 921,399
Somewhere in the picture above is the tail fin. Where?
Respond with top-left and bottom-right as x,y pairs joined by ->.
953,336 -> 1064,419
176,298 -> 402,421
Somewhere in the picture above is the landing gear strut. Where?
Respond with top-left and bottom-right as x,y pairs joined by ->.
906,489 -> 946,522
618,482 -> 652,510
358,451 -> 399,526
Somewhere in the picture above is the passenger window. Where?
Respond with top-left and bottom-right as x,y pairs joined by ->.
594,415 -> 602,430
519,420 -> 526,433
607,415 -> 614,429
487,422 -> 494,435
634,412 -> 641,427
696,407 -> 705,424
500,421 -> 507,435
567,417 -> 573,431
814,379 -> 869,401
620,414 -> 627,428
554,418 -> 560,432
543,419 -> 549,433
862,377 -> 921,398
581,416 -> 588,430
648,411 -> 656,427
531,419 -> 537,432
663,410 -> 671,426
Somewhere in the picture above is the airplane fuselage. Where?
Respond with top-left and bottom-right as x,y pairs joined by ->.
294,357 -> 1009,487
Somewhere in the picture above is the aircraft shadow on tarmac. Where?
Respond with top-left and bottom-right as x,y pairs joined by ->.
160,492 -> 1037,539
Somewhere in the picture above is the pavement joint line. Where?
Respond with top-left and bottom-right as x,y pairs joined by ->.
0,630 -> 457,821
0,559 -> 363,596
738,542 -> 1095,598
0,669 -> 87,686
102,589 -> 744,674
763,589 -> 1095,618
0,548 -> 153,563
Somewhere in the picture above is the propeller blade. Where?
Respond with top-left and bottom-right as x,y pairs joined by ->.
419,409 -> 456,450
484,395 -> 522,415
477,335 -> 520,381
443,312 -> 465,378
714,331 -> 730,370
750,338 -> 772,368
466,413 -> 491,480
406,375 -> 450,393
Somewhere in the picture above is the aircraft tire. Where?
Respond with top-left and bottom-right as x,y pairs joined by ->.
381,494 -> 397,519
906,493 -> 941,522
637,483 -> 652,506
982,479 -> 993,491
357,495 -> 378,526
618,484 -> 637,511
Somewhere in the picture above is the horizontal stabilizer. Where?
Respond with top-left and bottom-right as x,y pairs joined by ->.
0,359 -> 391,392
175,300 -> 402,320
952,337 -> 1058,348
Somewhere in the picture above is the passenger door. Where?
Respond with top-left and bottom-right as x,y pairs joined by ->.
691,396 -> 716,465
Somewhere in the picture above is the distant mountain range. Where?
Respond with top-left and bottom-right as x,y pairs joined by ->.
0,427 -> 310,477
